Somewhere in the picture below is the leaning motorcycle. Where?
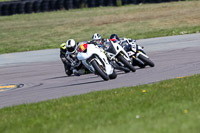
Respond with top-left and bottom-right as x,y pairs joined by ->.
102,40 -> 136,72
121,40 -> 155,68
77,42 -> 117,81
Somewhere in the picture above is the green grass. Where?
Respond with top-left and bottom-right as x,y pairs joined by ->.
0,74 -> 200,133
0,1 -> 200,54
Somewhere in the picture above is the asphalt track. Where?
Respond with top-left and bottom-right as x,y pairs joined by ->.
0,33 -> 200,109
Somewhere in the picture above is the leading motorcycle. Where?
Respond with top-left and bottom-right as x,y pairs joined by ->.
121,40 -> 155,68
77,42 -> 117,81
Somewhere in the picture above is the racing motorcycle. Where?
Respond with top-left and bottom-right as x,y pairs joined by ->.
77,42 -> 117,81
102,40 -> 136,72
121,39 -> 155,68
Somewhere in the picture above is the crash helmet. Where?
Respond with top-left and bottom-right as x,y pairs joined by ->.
66,39 -> 77,53
110,34 -> 120,41
60,43 -> 66,50
92,33 -> 102,45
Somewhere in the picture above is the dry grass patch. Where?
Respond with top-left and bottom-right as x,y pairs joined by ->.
0,1 -> 200,54
93,1 -> 200,28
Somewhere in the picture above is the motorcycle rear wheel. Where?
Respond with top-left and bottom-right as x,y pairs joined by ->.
91,60 -> 109,81
109,70 -> 117,80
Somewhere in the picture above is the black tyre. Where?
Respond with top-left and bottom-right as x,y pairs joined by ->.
105,0 -> 114,6
49,0 -> 56,11
109,70 -> 117,80
117,65 -> 130,73
138,64 -> 146,68
1,3 -> 9,16
64,0 -> 73,9
122,0 -> 128,5
24,2 -> 33,14
9,2 -> 17,15
91,60 -> 109,81
117,54 -> 136,72
138,54 -> 155,67
130,0 -> 139,4
132,58 -> 146,68
88,0 -> 96,7
33,1 -> 41,13
40,0 -> 49,12
73,0 -> 81,8
56,0 -> 64,10
16,2 -> 25,14
0,4 -> 2,16
96,0 -> 104,6
110,61 -> 130,73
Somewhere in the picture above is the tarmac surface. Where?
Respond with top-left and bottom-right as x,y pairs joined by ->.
0,33 -> 200,109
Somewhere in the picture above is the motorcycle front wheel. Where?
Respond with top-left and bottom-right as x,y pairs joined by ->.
91,60 -> 109,81
138,54 -> 155,67
117,54 -> 136,72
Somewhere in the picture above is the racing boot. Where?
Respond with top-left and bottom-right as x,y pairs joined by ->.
78,68 -> 91,75
73,69 -> 80,76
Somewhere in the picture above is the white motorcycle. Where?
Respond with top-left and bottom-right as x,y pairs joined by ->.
77,42 -> 117,81
121,40 -> 155,68
102,40 -> 136,72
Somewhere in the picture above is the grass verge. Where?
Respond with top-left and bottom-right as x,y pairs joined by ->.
0,74 -> 200,133
0,1 -> 200,54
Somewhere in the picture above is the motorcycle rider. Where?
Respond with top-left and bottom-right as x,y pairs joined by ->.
109,33 -> 144,52
90,33 -> 107,47
60,39 -> 88,76
60,42 -> 72,75
110,33 -> 136,44
89,33 -> 113,60
109,34 -> 120,42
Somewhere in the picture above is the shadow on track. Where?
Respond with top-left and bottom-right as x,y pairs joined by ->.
44,75 -> 68,80
43,79 -> 104,89
44,74 -> 99,81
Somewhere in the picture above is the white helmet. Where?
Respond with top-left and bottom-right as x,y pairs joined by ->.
92,33 -> 101,41
66,39 -> 77,53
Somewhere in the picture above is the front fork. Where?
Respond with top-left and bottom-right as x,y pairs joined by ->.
119,52 -> 132,63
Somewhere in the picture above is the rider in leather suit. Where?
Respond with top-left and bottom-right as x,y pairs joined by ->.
60,39 -> 88,76
109,33 -> 143,52
109,34 -> 136,44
